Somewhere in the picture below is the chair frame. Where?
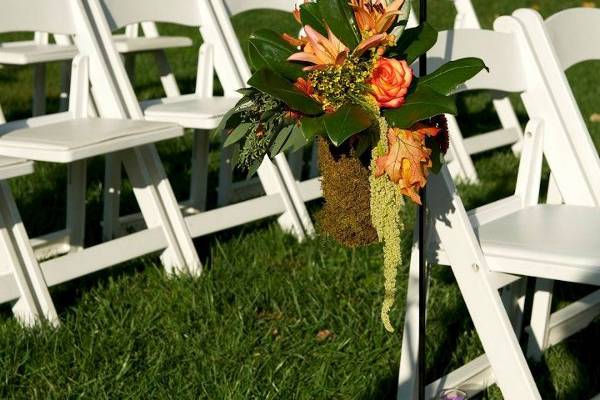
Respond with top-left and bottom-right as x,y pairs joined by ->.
397,15 -> 600,399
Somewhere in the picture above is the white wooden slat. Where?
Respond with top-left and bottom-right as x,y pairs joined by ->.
462,127 -> 522,155
41,227 -> 166,287
545,289 -> 600,348
99,0 -> 202,30
426,355 -> 495,399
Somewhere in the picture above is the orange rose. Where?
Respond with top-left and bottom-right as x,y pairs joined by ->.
369,58 -> 413,109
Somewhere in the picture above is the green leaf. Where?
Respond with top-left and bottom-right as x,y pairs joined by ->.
223,123 -> 252,147
384,85 -> 457,129
318,0 -> 361,49
248,30 -> 304,80
248,69 -> 323,115
270,125 -> 295,157
390,22 -> 438,64
324,104 -> 373,146
419,58 -> 488,95
300,116 -> 326,139
282,124 -> 310,153
300,3 -> 327,36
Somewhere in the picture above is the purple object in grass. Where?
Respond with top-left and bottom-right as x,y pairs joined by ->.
441,389 -> 467,400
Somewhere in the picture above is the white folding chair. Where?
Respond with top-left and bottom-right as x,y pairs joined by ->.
396,16 -> 600,399
0,0 -> 202,323
511,8 -> 600,362
93,0 -> 314,242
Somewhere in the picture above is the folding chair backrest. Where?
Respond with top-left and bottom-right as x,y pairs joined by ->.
544,8 -> 600,70
0,0 -> 77,35
222,0 -> 299,15
99,0 -> 203,29
96,0 -> 243,96
513,8 -> 600,207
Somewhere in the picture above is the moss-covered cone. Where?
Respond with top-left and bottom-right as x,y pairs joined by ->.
316,139 -> 378,247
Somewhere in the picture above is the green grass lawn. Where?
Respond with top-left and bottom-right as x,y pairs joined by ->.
0,1 -> 599,399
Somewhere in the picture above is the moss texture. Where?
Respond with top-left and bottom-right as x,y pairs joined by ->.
316,139 -> 379,248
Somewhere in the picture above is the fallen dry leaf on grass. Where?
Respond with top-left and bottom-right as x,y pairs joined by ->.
590,113 -> 600,123
582,1 -> 596,7
316,329 -> 334,342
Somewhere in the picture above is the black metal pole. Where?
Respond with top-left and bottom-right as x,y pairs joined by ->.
418,1 -> 427,400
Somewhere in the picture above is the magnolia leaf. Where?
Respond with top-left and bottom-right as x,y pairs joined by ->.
390,22 -> 438,64
281,124 -> 309,153
385,85 -> 456,129
419,58 -> 488,95
318,0 -> 361,49
324,104 -> 373,146
301,116 -> 326,139
248,30 -> 304,80
270,124 -> 295,157
248,69 -> 323,115
223,123 -> 253,147
300,2 -> 327,36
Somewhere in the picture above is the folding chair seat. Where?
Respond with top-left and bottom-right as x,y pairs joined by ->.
93,0 -> 314,242
478,204 -> 600,285
396,15 -> 600,399
0,118 -> 181,163
142,94 -> 238,130
0,0 -> 202,325
0,42 -> 77,65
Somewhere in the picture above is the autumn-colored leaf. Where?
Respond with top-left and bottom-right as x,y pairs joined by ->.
375,127 -> 436,204
590,113 -> 600,123
316,329 -> 334,342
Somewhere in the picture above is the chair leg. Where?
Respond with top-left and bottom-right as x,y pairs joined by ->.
446,114 -> 479,184
527,279 -> 554,361
273,154 -> 315,238
102,154 -> 122,241
66,160 -> 87,252
190,129 -> 210,212
32,64 -> 46,117
397,231 -> 423,400
217,131 -> 234,207
153,50 -> 181,98
0,181 -> 58,326
491,96 -> 524,155
501,278 -> 528,337
120,145 -> 202,276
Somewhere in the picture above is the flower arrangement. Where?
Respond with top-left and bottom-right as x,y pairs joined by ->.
219,0 -> 487,331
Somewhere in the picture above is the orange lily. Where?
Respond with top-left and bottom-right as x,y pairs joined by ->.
288,25 -> 349,71
350,0 -> 405,37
